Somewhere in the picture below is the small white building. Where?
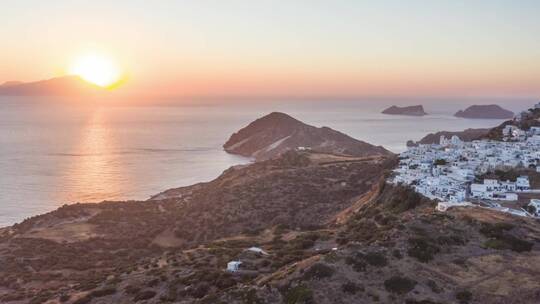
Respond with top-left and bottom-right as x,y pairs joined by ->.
227,261 -> 242,272
529,199 -> 540,216
516,176 -> 530,191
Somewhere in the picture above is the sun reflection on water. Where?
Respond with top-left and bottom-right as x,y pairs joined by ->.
60,108 -> 125,203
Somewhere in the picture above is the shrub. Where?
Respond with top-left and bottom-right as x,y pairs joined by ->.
455,290 -> 472,303
341,281 -> 362,294
483,235 -> 533,252
133,290 -> 156,301
384,276 -> 417,294
302,263 -> 334,280
479,222 -> 514,238
407,238 -> 440,263
59,294 -> 70,302
345,255 -> 366,272
364,252 -> 388,267
285,285 -> 314,304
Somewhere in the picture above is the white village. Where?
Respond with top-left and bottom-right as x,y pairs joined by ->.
392,103 -> 540,218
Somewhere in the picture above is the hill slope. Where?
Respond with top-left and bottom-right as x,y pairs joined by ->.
223,112 -> 392,160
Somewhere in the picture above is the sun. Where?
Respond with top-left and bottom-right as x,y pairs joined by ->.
69,53 -> 122,88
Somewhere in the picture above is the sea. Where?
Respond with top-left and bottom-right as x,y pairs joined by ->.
0,96 -> 536,227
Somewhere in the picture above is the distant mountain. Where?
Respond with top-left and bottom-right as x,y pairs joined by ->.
0,81 -> 24,87
454,105 -> 514,119
0,75 -> 103,96
223,112 -> 393,160
382,105 -> 427,116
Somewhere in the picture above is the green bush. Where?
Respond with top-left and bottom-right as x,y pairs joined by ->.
364,252 -> 388,267
133,290 -> 156,301
407,238 -> 440,263
285,285 -> 314,304
384,276 -> 417,294
302,263 -> 334,280
341,281 -> 362,294
455,290 -> 472,303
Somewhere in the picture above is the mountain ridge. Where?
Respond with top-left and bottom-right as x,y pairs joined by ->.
0,75 -> 104,96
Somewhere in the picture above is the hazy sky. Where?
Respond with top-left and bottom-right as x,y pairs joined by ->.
2,0 -> 540,97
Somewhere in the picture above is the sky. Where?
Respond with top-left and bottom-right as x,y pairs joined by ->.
1,0 -> 540,98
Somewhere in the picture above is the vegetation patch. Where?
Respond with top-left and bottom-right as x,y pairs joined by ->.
284,284 -> 314,304
133,290 -> 157,301
479,222 -> 533,252
455,290 -> 473,304
341,281 -> 362,294
384,276 -> 417,294
407,237 -> 440,263
302,263 -> 334,280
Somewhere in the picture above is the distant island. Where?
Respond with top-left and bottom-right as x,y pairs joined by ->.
223,112 -> 392,160
0,75 -> 103,96
454,104 -> 514,119
381,105 -> 427,116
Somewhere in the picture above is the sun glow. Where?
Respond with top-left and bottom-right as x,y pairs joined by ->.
69,53 -> 122,87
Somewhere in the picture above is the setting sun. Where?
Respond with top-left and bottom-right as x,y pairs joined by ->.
69,53 -> 121,87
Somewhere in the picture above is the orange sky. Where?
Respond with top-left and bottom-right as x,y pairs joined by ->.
2,1 -> 540,98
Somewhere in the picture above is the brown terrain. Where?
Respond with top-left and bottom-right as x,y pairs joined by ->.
0,113 -> 539,304
223,112 -> 392,161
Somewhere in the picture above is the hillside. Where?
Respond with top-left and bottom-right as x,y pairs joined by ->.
485,107 -> 540,140
0,76 -> 103,96
1,113 -> 540,304
0,151 -> 394,303
223,112 -> 392,161
382,105 -> 427,116
454,105 -> 514,119
407,128 -> 490,146
0,150 -> 538,304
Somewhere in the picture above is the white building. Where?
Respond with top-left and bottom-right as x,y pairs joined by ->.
246,247 -> 269,255
529,199 -> 540,216
227,261 -> 242,272
516,176 -> 531,191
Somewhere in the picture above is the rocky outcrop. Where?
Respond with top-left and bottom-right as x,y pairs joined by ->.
407,128 -> 490,146
382,105 -> 427,116
223,112 -> 392,161
454,105 -> 514,119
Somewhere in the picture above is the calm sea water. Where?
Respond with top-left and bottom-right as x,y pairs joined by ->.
0,97 -> 535,226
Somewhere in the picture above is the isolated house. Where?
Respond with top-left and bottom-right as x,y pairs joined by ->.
227,261 -> 242,272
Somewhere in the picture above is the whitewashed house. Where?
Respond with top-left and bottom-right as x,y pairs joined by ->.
516,176 -> 531,191
528,199 -> 540,216
227,261 -> 242,272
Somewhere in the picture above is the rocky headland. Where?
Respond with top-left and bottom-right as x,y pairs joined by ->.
223,112 -> 392,161
382,105 -> 427,116
454,105 -> 514,119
